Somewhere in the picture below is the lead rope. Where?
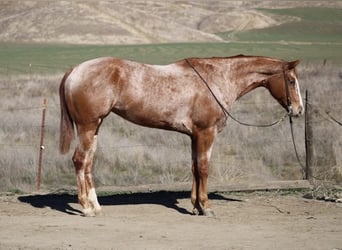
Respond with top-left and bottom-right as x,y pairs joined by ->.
185,58 -> 288,128
289,119 -> 306,178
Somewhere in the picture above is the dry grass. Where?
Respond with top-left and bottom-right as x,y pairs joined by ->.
0,63 -> 341,192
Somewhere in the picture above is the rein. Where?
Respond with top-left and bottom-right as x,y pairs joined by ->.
185,58 -> 288,128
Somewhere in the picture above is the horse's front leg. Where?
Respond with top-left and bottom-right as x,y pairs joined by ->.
190,127 -> 216,217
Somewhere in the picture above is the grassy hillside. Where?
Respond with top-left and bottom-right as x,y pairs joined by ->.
1,1 -> 339,45
232,8 -> 342,43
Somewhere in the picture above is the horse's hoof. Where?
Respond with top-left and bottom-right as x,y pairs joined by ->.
192,207 -> 200,216
83,208 -> 96,217
94,207 -> 103,216
203,208 -> 216,218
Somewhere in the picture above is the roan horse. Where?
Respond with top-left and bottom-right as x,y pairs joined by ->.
59,55 -> 303,217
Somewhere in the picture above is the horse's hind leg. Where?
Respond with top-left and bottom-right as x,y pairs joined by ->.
85,134 -> 102,215
73,123 -> 101,216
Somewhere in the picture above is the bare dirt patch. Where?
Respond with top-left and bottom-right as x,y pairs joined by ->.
1,190 -> 341,250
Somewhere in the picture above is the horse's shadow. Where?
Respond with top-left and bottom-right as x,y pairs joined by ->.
18,190 -> 241,216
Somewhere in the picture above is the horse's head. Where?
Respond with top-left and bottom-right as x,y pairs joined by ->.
265,60 -> 304,117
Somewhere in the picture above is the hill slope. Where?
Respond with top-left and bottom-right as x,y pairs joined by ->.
0,1 -> 339,45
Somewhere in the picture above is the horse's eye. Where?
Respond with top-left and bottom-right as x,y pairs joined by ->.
289,79 -> 296,85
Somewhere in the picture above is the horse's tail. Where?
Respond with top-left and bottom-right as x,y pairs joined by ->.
59,69 -> 74,154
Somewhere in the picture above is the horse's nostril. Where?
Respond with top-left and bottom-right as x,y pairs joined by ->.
299,106 -> 304,115
296,106 -> 304,116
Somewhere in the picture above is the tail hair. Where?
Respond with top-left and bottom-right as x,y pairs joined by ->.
59,69 -> 74,154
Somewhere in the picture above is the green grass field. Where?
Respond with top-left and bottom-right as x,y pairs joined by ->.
0,42 -> 341,75
259,7 -> 342,23
217,7 -> 342,43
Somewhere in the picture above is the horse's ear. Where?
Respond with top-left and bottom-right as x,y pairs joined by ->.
287,60 -> 300,69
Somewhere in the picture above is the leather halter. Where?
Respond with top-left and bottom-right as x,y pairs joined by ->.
282,65 -> 293,116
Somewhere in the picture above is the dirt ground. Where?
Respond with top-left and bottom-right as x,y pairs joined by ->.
0,190 -> 341,250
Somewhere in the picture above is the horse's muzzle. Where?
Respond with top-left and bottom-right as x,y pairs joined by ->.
289,105 -> 304,117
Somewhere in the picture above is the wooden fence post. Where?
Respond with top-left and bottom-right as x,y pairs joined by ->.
37,98 -> 47,191
305,90 -> 313,182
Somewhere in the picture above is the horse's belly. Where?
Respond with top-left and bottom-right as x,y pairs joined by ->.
112,104 -> 193,134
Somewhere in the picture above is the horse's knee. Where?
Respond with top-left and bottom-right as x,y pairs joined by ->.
198,167 -> 209,178
72,150 -> 85,170
197,159 -> 209,176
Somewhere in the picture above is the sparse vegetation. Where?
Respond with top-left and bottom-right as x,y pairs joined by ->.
0,61 -> 341,191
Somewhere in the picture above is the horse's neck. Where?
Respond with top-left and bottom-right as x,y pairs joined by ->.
194,57 -> 282,107
224,57 -> 282,100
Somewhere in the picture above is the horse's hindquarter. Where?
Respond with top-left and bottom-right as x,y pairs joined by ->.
64,58 -> 118,123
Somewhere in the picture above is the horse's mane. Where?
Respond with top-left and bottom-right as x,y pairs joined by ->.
185,54 -> 285,64
183,55 -> 286,76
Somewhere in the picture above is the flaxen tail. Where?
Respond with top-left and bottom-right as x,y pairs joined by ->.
59,69 -> 74,154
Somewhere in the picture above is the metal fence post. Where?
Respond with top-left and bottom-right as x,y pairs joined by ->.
37,98 -> 47,191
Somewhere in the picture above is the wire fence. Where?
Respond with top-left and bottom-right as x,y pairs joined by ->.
0,64 -> 341,191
